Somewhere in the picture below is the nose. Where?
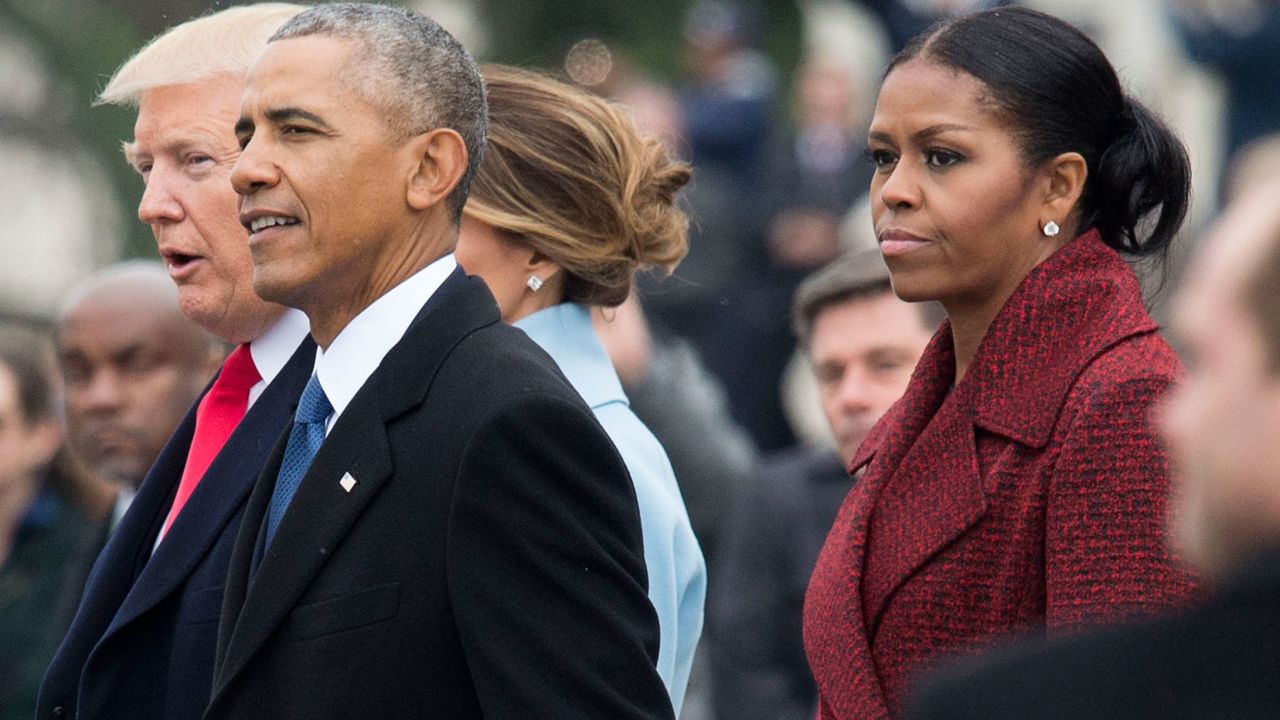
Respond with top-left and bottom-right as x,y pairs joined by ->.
230,135 -> 279,197
877,159 -> 921,211
137,168 -> 184,225
835,365 -> 877,414
75,368 -> 126,416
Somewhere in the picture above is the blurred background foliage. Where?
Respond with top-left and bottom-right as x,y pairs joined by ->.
0,0 -> 801,261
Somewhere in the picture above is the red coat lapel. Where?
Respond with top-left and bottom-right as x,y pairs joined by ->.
805,231 -> 1162,719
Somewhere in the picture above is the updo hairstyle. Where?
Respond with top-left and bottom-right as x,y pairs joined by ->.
464,64 -> 691,308
889,7 -> 1190,257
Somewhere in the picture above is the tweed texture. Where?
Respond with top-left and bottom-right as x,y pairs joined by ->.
803,230 -> 1198,719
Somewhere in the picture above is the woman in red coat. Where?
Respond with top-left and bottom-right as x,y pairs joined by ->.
802,8 -> 1199,719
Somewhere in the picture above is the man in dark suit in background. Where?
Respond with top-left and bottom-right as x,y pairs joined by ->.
906,181 -> 1280,720
711,248 -> 938,720
38,6 -> 312,720
209,5 -> 673,719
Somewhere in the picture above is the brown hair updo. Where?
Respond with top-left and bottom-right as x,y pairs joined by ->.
464,64 -> 691,308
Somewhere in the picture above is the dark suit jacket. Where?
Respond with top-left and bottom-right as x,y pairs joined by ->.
37,336 -> 315,720
207,271 -> 674,720
803,231 -> 1198,719
710,447 -> 851,720
906,547 -> 1280,720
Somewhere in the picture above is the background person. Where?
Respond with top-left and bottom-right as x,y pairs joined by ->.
0,324 -> 94,720
38,6 -> 315,720
214,6 -> 674,718
710,247 -> 940,720
905,178 -> 1280,720
56,261 -> 223,521
803,8 -> 1198,719
455,64 -> 706,714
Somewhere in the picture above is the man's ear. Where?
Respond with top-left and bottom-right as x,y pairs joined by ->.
1041,151 -> 1088,226
405,128 -> 469,211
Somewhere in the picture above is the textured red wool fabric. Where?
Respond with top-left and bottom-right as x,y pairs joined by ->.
802,230 -> 1199,720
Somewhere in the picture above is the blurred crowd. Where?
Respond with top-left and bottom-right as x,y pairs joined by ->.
3,1 -> 1280,719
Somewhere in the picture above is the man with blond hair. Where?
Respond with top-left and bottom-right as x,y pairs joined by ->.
38,6 -> 312,720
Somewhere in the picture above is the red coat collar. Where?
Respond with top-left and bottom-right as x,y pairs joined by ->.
852,229 -> 1158,471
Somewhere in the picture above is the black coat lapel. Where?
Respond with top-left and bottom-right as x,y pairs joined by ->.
101,338 -> 315,639
212,272 -> 500,697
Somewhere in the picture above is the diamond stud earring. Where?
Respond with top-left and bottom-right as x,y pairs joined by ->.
527,275 -> 544,292
1043,220 -> 1060,237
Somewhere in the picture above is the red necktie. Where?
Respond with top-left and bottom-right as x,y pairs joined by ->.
158,344 -> 261,540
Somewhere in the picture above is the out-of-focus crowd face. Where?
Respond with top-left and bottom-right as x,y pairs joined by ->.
1161,188 -> 1280,578
232,35 -> 418,318
0,362 -> 60,496
56,288 -> 218,488
130,74 -> 279,345
868,59 -> 1053,315
810,291 -> 934,466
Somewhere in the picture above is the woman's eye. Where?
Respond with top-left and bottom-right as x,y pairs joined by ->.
867,149 -> 898,168
925,149 -> 963,168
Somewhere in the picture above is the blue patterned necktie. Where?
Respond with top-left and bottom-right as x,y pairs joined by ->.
264,374 -> 333,546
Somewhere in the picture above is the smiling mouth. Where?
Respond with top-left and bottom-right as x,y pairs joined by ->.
247,215 -> 299,236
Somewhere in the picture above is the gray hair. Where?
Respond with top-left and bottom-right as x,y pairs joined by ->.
272,3 -> 487,221
791,247 -> 945,346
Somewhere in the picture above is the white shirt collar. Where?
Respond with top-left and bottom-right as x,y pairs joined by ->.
314,254 -> 457,431
246,308 -> 311,409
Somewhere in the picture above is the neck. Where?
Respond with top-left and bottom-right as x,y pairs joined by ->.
307,235 -> 450,349
945,295 -> 1010,384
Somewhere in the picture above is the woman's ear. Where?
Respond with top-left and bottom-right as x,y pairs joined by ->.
406,128 -> 469,212
1042,151 -> 1088,225
524,248 -> 563,289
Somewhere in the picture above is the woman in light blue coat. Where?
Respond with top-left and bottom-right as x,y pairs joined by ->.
455,65 -> 706,714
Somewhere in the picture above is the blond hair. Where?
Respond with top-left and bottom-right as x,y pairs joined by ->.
464,65 -> 691,307
97,3 -> 305,106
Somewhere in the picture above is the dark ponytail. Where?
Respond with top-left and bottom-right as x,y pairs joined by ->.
1089,97 -> 1190,257
887,7 -> 1190,258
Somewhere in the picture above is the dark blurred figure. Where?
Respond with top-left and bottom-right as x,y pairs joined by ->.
0,324 -> 95,720
710,248 -> 937,720
643,0 -> 778,375
855,0 -> 1011,51
906,179 -> 1280,720
1169,0 -> 1280,169
56,262 -> 223,522
713,54 -> 875,451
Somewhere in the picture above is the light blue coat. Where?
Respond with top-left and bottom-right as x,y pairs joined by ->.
516,302 -> 707,714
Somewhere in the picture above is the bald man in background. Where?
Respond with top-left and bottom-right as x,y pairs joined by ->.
57,262 -> 223,526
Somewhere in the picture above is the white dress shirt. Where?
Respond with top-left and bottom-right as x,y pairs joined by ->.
247,308 -> 311,408
313,254 -> 457,434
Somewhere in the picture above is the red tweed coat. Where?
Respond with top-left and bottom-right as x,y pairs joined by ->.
802,230 -> 1198,719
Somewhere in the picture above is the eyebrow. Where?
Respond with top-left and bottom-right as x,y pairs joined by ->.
236,106 -> 330,137
869,123 -> 977,145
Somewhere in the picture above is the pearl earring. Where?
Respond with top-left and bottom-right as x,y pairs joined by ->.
1042,220 -> 1060,237
526,275 -> 544,292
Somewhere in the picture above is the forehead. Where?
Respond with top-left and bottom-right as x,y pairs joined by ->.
58,291 -> 179,355
811,291 -> 931,352
1176,190 -> 1280,339
133,75 -> 244,148
871,58 -> 1000,132
243,35 -> 361,111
